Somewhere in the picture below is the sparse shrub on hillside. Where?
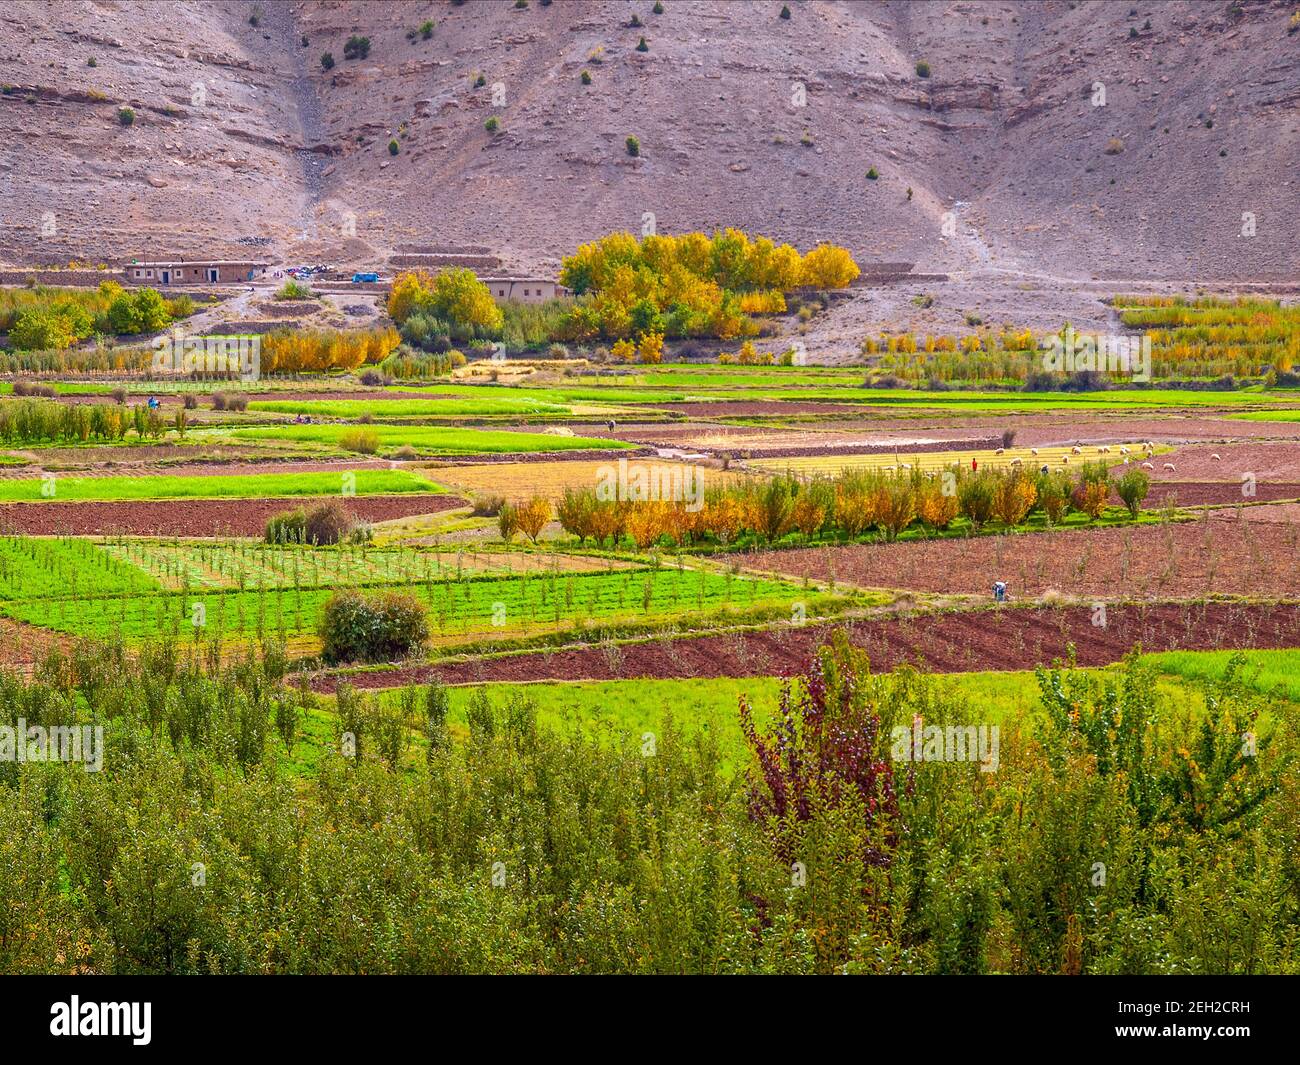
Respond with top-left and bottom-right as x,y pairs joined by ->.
780,4 -> 791,18
625,134 -> 640,156
580,69 -> 592,85
866,166 -> 879,180
635,36 -> 649,51
320,590 -> 429,665
343,35 -> 371,61
117,107 -> 134,126
420,20 -> 435,39
474,73 -> 486,87
654,0 -> 665,12
274,279 -> 316,301
484,117 -> 500,133
87,57 -> 97,67
248,6 -> 262,27
388,139 -> 400,155
320,52 -> 334,70
1105,137 -> 1124,154
915,60 -> 931,78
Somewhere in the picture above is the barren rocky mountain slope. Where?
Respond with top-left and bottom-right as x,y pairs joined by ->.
0,0 -> 1295,352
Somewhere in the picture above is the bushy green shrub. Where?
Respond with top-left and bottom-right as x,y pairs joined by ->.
265,508 -> 308,544
304,500 -> 354,545
319,590 -> 430,664
1116,466 -> 1150,517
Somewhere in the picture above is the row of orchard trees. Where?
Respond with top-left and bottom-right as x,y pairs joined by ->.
259,328 -> 400,373
556,229 -> 860,343
552,463 -> 1150,550
2,633 -> 1288,974
0,398 -> 167,444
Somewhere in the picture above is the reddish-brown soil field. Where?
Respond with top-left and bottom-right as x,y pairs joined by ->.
313,601 -> 1300,691
1145,481 -> 1300,506
0,493 -> 464,536
0,444 -> 271,469
606,423 -> 999,457
747,515 -> 1300,599
55,389 -> 439,407
1125,442 -> 1300,483
648,401 -> 876,417
0,458 -> 399,480
804,413 -> 1300,446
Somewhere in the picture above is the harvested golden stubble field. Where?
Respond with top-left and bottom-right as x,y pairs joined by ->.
423,458 -> 750,504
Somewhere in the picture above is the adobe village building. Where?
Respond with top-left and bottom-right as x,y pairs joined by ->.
125,259 -> 270,284
478,277 -> 571,303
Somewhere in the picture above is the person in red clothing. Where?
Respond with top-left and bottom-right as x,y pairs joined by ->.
972,458 -> 978,471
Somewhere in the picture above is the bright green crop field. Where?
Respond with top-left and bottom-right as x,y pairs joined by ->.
0,564 -> 833,644
0,469 -> 442,502
226,423 -> 630,454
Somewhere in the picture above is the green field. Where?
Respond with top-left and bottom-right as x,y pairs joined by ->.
0,536 -> 161,599
0,564 -> 827,643
1228,409 -> 1300,422
0,468 -> 442,502
1144,648 -> 1300,702
96,541 -> 540,591
226,423 -> 630,455
378,373 -> 1287,414
375,661 -> 1254,768
247,396 -> 573,418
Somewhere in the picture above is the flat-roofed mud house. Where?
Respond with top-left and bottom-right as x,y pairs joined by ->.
478,277 -> 571,303
125,260 -> 269,284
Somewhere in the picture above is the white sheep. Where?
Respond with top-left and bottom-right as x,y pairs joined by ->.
995,447 -> 1005,455
1030,447 -> 1039,456
1211,453 -> 1221,461
1010,458 -> 1023,465
1163,462 -> 1176,472
1071,446 -> 1082,454
1141,462 -> 1154,470
1119,446 -> 1129,455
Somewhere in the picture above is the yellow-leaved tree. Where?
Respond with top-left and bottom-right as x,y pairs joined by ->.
799,244 -> 861,288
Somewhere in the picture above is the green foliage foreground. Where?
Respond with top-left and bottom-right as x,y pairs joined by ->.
0,634 -> 1295,974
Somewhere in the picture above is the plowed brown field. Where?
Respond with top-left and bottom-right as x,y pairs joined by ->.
312,601 -> 1300,691
747,516 -> 1300,599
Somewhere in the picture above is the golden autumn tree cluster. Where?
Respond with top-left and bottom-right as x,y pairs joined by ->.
555,229 -> 859,343
386,267 -> 504,339
550,461 -> 1137,551
260,328 -> 400,373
